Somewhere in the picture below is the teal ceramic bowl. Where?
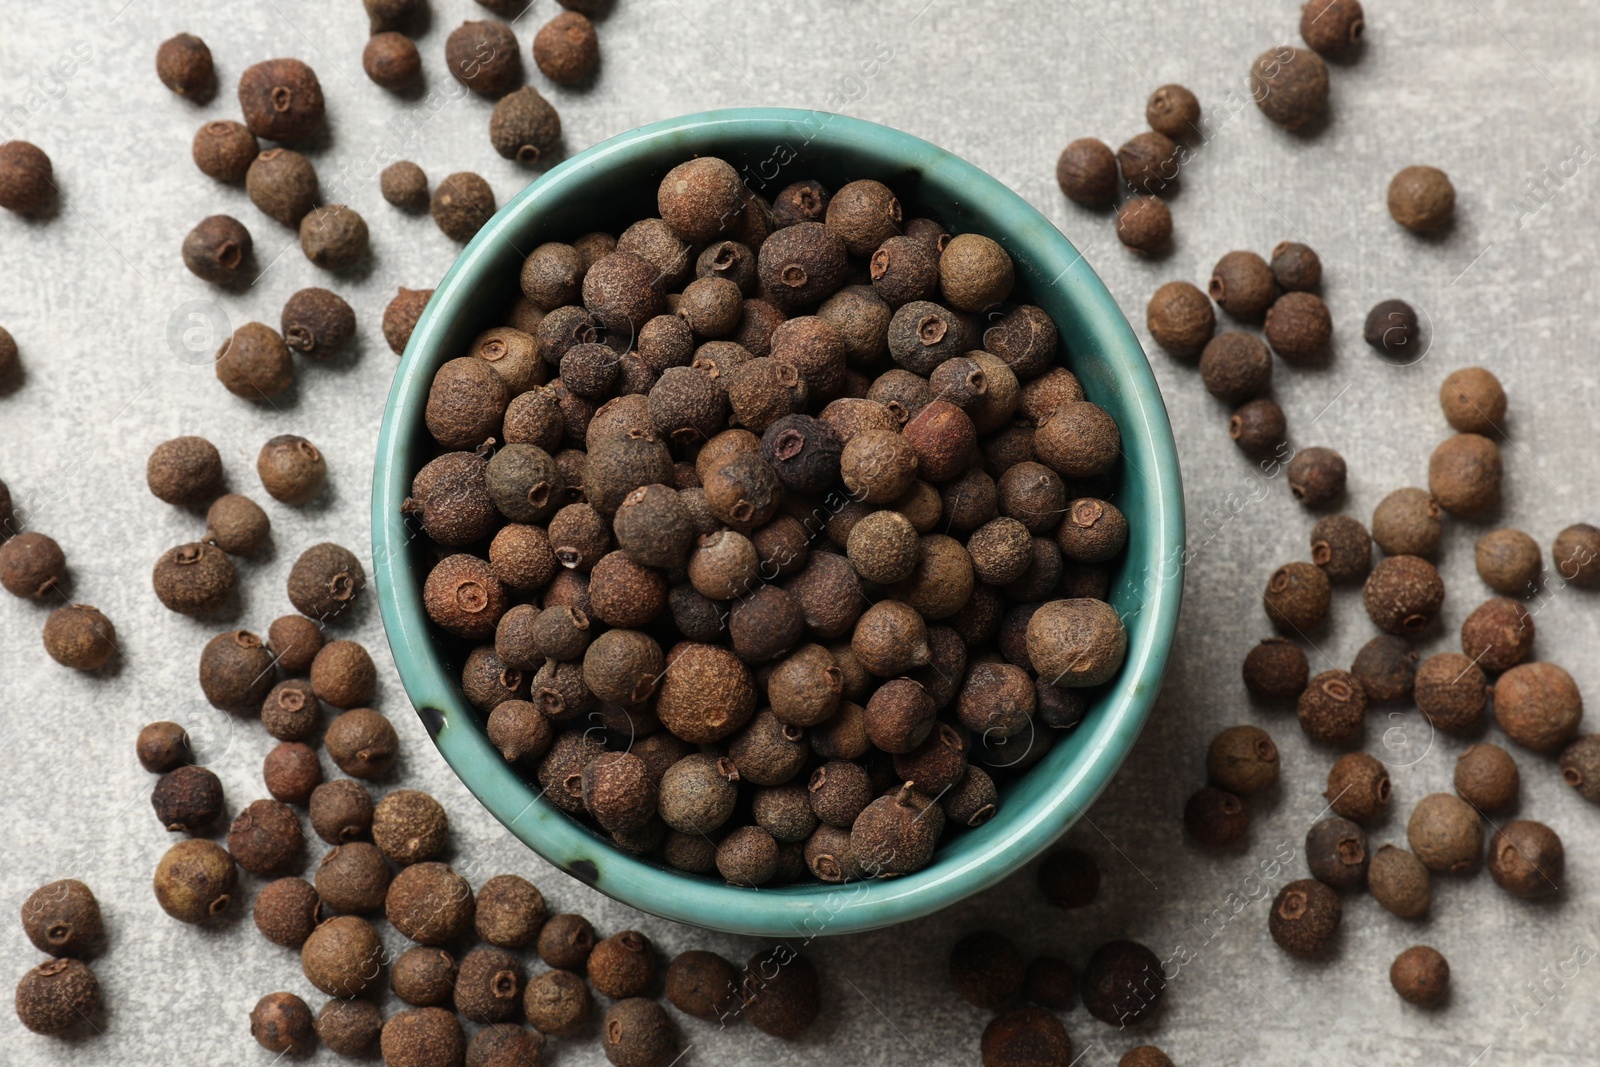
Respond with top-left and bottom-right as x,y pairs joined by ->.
373,107 -> 1184,937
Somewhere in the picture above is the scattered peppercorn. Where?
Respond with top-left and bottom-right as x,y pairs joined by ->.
1325,751 -> 1391,823
198,629 -> 276,711
1055,138 -> 1118,207
1185,786 -> 1250,846
326,707 -> 399,779
1080,939 -> 1164,1025
1242,637 -> 1309,701
137,721 -> 191,774
215,321 -> 294,400
1287,446 -> 1346,507
1388,165 -> 1455,233
1269,878 -> 1340,957
1559,735 -> 1600,803
21,879 -> 102,959
1263,561 -> 1331,633
1270,240 -> 1322,292
1199,332 -> 1270,401
1296,668 -> 1368,746
1265,291 -> 1333,362
15,958 -> 100,1035
192,121 -> 258,182
152,764 -> 224,832
1363,554 -> 1445,634
1369,845 -> 1431,918
1306,817 -> 1368,890
253,877 -> 321,949
1250,46 -> 1329,129
153,838 -> 236,923
1552,523 -> 1600,588
42,604 -> 116,670
309,779 -> 374,844
1372,488 -> 1442,557
1210,250 -> 1274,320
949,930 -> 1026,1010
491,86 -> 562,166
1206,725 -> 1280,795
1488,820 -> 1563,899
1116,195 -> 1171,254
156,33 -> 214,97
1146,281 -> 1215,359
1310,514 -> 1372,583
1228,398 -> 1287,458
382,1008 -> 465,1067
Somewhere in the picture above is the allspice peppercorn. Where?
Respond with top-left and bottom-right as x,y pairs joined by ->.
1494,661 -> 1583,752
246,148 -> 318,227
153,838 -> 236,923
300,204 -> 368,270
228,798 -> 304,875
157,32 -> 215,97
325,707 -> 398,779
1146,281 -> 1215,359
1364,298 -> 1420,358
1265,291 -> 1333,362
1116,195 -> 1171,254
316,842 -> 390,915
387,863 -> 475,946
1407,793 -> 1483,873
392,947 -> 458,1007
147,435 -> 224,505
1372,488 -> 1442,557
258,435 -> 327,505
534,11 -> 599,84
1302,0 -> 1365,57
0,140 -> 53,216
191,120 -> 258,182
1270,240 -> 1322,292
215,322 -> 293,401
382,1008 -> 465,1067
381,161 -> 429,211
309,779 -> 374,844
1250,46 -> 1329,129
1228,398 -> 1286,458
1460,597 -> 1534,672
199,629 -> 276,711
1080,939 -> 1164,1025
1553,523 -> 1600,588
42,604 -> 117,671
1363,554 -> 1445,635
1476,528 -> 1541,594
1488,820 -> 1563,899
1428,433 -> 1502,517
1117,131 -> 1180,194
1454,742 -> 1519,812
1263,561 -> 1331,633
152,764 -> 225,832
1055,137 -> 1119,207
363,31 -> 421,89
1369,845 -> 1431,919
1390,945 -> 1449,1008
237,58 -> 324,141
1199,332 -> 1271,402
432,171 -> 497,242
1147,83 -> 1201,139
949,930 -> 1026,1010
373,789 -> 449,865
1559,735 -> 1600,803
981,1007 -> 1072,1067
1439,367 -> 1506,434
137,721 -> 191,774
446,19 -> 522,96
1210,251 -> 1275,320
288,542 -> 366,622
1269,878 -> 1341,957
15,959 -> 100,1036
1325,751 -> 1391,823
456,947 -> 525,1023
317,1000 -> 382,1057
1243,636 -> 1309,700
1296,669 -> 1367,746
21,879 -> 102,958
1185,786 -> 1250,846
1206,724 -> 1279,795
1287,447 -> 1346,506
253,877 -> 320,948
1305,817 -> 1368,890
1388,165 -> 1455,234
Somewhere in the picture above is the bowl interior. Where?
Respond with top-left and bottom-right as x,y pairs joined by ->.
373,107 -> 1184,937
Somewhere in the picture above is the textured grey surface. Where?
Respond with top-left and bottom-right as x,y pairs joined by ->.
1,0 -> 1597,1063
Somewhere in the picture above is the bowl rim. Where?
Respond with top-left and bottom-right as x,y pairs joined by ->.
372,106 -> 1185,937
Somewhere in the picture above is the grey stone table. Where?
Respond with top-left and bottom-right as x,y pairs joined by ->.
1,0 -> 1595,1063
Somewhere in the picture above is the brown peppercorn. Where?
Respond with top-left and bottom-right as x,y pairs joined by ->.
384,287 -> 434,354
1115,195 -> 1171,255
1027,598 -> 1127,687
1250,46 -> 1328,129
215,321 -> 293,401
253,877 -> 321,948
1146,281 -> 1215,359
1117,131 -> 1180,195
41,604 -> 116,671
664,951 -> 738,1022
1302,0 -> 1365,56
1309,514 -> 1372,583
1325,751 -> 1391,822
1373,488 -> 1443,557
373,790 -> 448,866
1287,446 -> 1346,507
1185,786 -> 1250,846
183,214 -> 251,283
1488,820 -> 1564,899
1199,332 -> 1271,401
1553,523 -> 1600,588
601,997 -> 678,1067
981,1006 -> 1072,1067
1243,636 -> 1309,700
137,721 -> 192,774
1271,240 -> 1322,292
1209,251 -> 1274,320
1439,366 -> 1506,434
300,204 -> 368,270
268,615 -> 325,676
191,120 -> 259,182
533,10 -> 598,84
15,959 -> 100,1036
489,89 -> 563,171
1265,291 -> 1333,362
198,629 -> 275,711
381,160 -> 429,211
538,912 -> 597,971
1296,668 -> 1368,746
471,874 -> 546,949
300,915 -> 384,999
1269,878 -> 1341,957
148,435 -> 224,506
938,233 -> 1014,313
445,19 -> 522,96
1206,725 -> 1280,795
1453,742 -> 1519,812
316,841 -> 390,915
0,140 -> 53,216
1305,816 -> 1369,890
1034,400 -> 1120,479
1228,398 -> 1287,458
423,553 -> 508,640
1475,528 -> 1541,595
387,862 -> 475,945
1055,137 -> 1118,207
157,33 -> 215,97
264,741 -> 323,805
455,947 -> 525,1023
316,999 -> 382,1057
1363,554 -> 1445,635
1560,735 -> 1600,803
247,148 -> 318,226
383,1008 -> 465,1067
740,948 -> 821,1038
1389,945 -> 1449,1009
1056,498 -> 1127,563
258,434 -> 327,505
432,171 -> 497,242
228,798 -> 304,876
1495,661 -> 1583,752
393,947 -> 458,1007
153,838 -> 237,923
1350,634 -> 1416,703
1407,793 -> 1483,873
281,287 -> 356,361
1369,845 -> 1431,918
21,879 -> 102,959
325,707 -> 399,779
364,31 -> 421,89
1389,165 -> 1455,234
949,930 -> 1025,1011
309,779 -> 374,844
587,931 -> 657,1001
309,640 -> 376,710
522,969 -> 591,1038
238,58 -> 325,141
1460,597 -> 1534,673
1147,83 -> 1201,139
1263,561 -> 1331,633
852,783 -> 944,875
1432,428 -> 1508,519
585,251 -> 668,335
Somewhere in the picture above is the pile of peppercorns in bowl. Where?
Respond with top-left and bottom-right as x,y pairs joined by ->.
374,108 -> 1185,935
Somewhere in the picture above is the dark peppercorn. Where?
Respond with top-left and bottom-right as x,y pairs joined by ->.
301,204 -> 368,270
247,148 -> 317,226
582,752 -> 658,833
1147,83 -> 1201,139
1429,433 -> 1502,517
21,879 -> 102,959
316,999 -> 382,1057
523,968 -> 590,1037
1560,735 -> 1600,803
253,877 -> 321,948
382,161 -> 429,210
182,215 -> 253,286
456,947 -> 525,1023
446,20 -> 523,97
1460,597 -> 1534,672
364,31 -> 421,88
1495,661 -> 1583,752
587,931 -> 656,1000
1269,879 -> 1340,957
1553,523 -> 1600,588
1306,817 -> 1368,890
258,434 -> 327,506
1369,845 -> 1430,918
1372,488 -> 1442,557
153,838 -> 236,923
406,451 -> 500,548
585,251 -> 667,335
309,779 -> 374,844
1263,561 -> 1330,633
192,121 -> 258,182
757,222 -> 850,309
1454,742 -> 1519,811
15,959 -> 100,1036
601,997 -> 677,1067
373,790 -> 448,866
423,553 -> 506,639
137,721 -> 191,773
1055,137 -> 1119,207
199,629 -> 275,711
1297,668 -> 1367,745
1250,46 -> 1328,129
1302,0 -> 1365,56
1199,332 -> 1270,401
325,708 -> 399,779
1026,598 -> 1126,687
216,321 -> 294,400
1390,945 -> 1449,1007
1310,514 -> 1371,583
42,604 -> 116,670
152,764 -> 224,832
382,1008 -> 465,1067
1206,725 -> 1280,794
1210,251 -> 1274,320
1115,195 -> 1171,254
1440,367 -> 1506,433
1364,299 -> 1420,358
1228,398 -> 1286,458
1489,820 -> 1563,899
264,741 -> 323,805
0,532 -> 64,602
1325,751 -> 1391,823
490,87 -> 562,166
393,947 -> 458,1007
981,1006 -> 1072,1067
949,930 -> 1025,1011
468,1024 -> 545,1067
1265,291 -> 1333,362
1350,634 -> 1416,703
664,951 -> 738,1021
238,59 -> 325,141
147,435 -> 223,506
290,541 -> 366,623
228,798 -> 304,875
366,0 -> 424,33
1287,447 -> 1346,506
150,542 -> 235,616
281,288 -> 355,359
386,862 -> 475,945
1185,786 -> 1250,846
1080,939 -> 1163,1025
384,287 -> 434,354
1271,240 -> 1322,291
1117,131 -> 1180,195
1407,792 -> 1483,872
1364,554 -> 1445,635
473,874 -> 546,949
1388,165 -> 1455,233
939,233 -> 1014,313
851,783 -> 944,875
157,33 -> 215,98
0,140 -> 52,215
432,171 -> 497,242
